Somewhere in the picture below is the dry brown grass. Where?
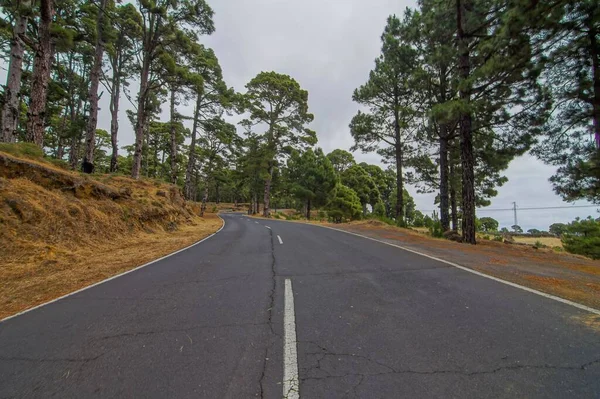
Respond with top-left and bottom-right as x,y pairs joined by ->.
513,236 -> 563,248
0,149 -> 222,319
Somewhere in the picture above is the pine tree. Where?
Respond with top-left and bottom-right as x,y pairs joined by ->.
351,15 -> 419,225
240,71 -> 316,217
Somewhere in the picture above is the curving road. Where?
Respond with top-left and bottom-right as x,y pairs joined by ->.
1,213 -> 599,398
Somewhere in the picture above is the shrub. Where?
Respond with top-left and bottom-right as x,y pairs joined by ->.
482,235 -> 491,240
561,217 -> 600,259
493,235 -> 503,242
532,240 -> 547,249
317,210 -> 327,220
326,184 -> 362,223
552,246 -> 564,252
274,213 -> 281,219
373,202 -> 386,217
429,220 -> 443,238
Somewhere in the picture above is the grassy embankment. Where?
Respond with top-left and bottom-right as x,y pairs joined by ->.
0,144 -> 222,319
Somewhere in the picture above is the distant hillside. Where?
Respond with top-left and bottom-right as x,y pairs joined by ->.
0,143 -> 221,319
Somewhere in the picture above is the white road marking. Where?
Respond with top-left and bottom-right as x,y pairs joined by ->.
265,226 -> 271,230
255,221 -> 259,224
283,279 -> 300,399
278,235 -> 283,245
0,216 -> 227,323
317,224 -> 600,316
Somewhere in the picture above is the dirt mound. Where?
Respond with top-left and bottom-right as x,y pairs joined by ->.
0,151 -> 202,262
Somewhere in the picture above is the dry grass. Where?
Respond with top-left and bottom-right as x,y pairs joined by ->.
0,216 -> 221,319
513,236 -> 563,248
0,149 -> 222,319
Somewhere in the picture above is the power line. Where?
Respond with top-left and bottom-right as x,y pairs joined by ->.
418,204 -> 599,213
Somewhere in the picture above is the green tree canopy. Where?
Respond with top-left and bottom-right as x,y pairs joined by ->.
327,149 -> 355,174
240,71 -> 316,216
327,184 -> 362,223
562,216 -> 600,259
340,164 -> 381,215
286,148 -> 337,219
478,217 -> 499,233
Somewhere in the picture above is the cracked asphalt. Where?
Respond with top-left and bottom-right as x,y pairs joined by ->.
1,213 -> 599,398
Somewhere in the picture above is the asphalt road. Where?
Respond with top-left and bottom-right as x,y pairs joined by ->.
1,213 -> 599,398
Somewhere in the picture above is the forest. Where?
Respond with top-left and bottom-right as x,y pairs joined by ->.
0,0 -> 598,246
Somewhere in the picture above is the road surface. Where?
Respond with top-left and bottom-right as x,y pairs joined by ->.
1,213 -> 599,398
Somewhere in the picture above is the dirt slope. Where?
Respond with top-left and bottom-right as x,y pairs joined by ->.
0,145 -> 221,319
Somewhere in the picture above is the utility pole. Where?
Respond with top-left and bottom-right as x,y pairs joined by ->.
512,202 -> 518,227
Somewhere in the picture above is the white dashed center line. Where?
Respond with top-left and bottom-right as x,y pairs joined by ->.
283,279 -> 299,399
277,235 -> 283,245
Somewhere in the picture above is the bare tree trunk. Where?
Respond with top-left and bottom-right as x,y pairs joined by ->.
109,70 -> 121,172
457,0 -> 476,244
439,133 -> 450,232
26,0 -> 54,147
169,87 -> 178,183
200,178 -> 209,216
263,164 -> 273,217
394,142 -> 404,224
184,97 -> 201,199
449,160 -> 458,231
306,198 -> 311,220
193,169 -> 199,201
1,0 -> 30,142
83,0 -> 107,171
393,100 -> 404,224
437,64 -> 451,232
57,136 -> 64,159
69,134 -> 80,169
132,55 -> 150,179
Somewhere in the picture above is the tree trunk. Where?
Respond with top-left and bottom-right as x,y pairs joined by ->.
457,0 -> 476,244
1,0 -> 30,143
83,0 -> 107,171
108,52 -> 123,172
394,143 -> 404,224
109,70 -> 121,172
306,198 -> 311,220
263,164 -> 273,217
589,15 -> 600,148
69,134 -> 79,169
184,97 -> 201,199
57,136 -> 64,159
132,54 -> 150,179
449,161 -> 459,231
437,62 -> 451,232
200,178 -> 209,216
26,0 -> 54,147
169,87 -> 178,184
439,133 -> 450,232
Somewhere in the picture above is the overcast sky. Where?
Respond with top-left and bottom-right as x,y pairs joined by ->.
4,0 -> 598,230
